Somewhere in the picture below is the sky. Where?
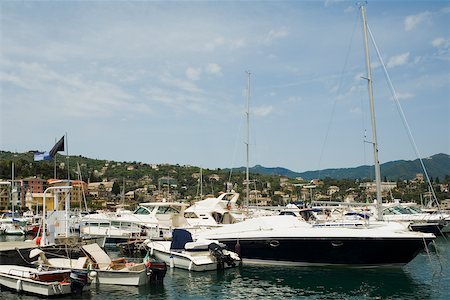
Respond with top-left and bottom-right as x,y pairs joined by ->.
1,0 -> 449,173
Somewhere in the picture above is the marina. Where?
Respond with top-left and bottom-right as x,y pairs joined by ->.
1,0 -> 449,299
1,235 -> 450,299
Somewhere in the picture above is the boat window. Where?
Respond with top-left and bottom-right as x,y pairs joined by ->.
184,212 -> 198,218
406,207 -> 422,213
384,207 -> 400,215
135,207 -> 150,215
156,206 -> 179,214
280,211 -> 297,216
212,212 -> 224,223
395,207 -> 411,214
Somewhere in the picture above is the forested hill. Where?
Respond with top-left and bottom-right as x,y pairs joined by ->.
239,153 -> 450,180
1,151 -> 449,181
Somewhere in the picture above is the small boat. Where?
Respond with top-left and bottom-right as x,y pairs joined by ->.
146,229 -> 240,271
0,222 -> 25,235
32,243 -> 167,286
0,265 -> 89,297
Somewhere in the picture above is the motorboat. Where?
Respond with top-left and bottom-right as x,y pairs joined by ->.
183,192 -> 247,229
31,243 -> 167,286
381,203 -> 450,235
0,213 -> 26,235
0,264 -> 89,296
0,222 -> 26,235
146,229 -> 240,271
195,215 -> 435,266
80,201 -> 189,242
79,218 -> 145,243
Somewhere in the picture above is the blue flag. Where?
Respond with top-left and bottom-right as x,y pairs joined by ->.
34,151 -> 52,161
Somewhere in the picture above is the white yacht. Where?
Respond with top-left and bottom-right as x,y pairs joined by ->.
381,203 -> 450,235
195,215 -> 434,266
183,192 -> 247,229
80,202 -> 188,242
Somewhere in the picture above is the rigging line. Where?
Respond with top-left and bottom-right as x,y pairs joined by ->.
317,10 -> 359,178
367,25 -> 442,212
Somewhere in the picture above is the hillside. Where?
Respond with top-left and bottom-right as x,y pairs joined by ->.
1,151 -> 449,181
237,153 -> 450,180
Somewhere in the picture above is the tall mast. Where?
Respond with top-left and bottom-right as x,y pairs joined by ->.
200,167 -> 203,200
359,3 -> 383,220
245,71 -> 251,208
11,162 -> 15,214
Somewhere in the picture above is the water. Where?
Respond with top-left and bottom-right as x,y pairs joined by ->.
1,235 -> 449,299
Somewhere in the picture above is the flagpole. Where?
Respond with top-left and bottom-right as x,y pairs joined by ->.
54,137 -> 57,179
66,133 -> 70,181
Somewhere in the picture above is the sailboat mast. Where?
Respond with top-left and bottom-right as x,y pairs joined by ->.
245,71 -> 251,208
359,3 -> 383,220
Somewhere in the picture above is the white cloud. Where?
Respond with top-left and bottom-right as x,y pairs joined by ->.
206,63 -> 222,75
230,38 -> 245,49
185,67 -> 202,81
404,11 -> 431,32
253,105 -> 274,117
204,36 -> 225,51
432,37 -> 447,48
263,28 -> 288,45
387,52 -> 410,68
0,60 -> 139,118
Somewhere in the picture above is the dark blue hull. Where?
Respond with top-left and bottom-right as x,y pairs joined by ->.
220,237 -> 433,266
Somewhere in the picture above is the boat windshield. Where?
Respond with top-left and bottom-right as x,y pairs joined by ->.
156,206 -> 179,214
134,207 -> 151,215
405,206 -> 422,214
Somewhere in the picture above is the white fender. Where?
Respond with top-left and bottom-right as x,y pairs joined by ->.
16,279 -> 22,292
169,255 -> 174,268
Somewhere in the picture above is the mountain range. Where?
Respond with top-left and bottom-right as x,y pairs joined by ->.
233,153 -> 450,181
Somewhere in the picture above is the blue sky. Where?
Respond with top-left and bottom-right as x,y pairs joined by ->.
1,0 -> 449,173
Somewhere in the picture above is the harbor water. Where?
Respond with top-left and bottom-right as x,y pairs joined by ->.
1,235 -> 449,299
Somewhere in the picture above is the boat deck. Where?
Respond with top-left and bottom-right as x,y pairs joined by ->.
0,241 -> 38,251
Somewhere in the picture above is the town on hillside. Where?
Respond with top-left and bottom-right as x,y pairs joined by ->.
1,151 -> 449,212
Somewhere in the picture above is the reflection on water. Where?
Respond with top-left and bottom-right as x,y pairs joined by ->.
1,236 -> 449,299
159,265 -> 430,300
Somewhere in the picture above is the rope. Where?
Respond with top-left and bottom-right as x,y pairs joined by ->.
15,247 -> 34,265
367,25 -> 442,213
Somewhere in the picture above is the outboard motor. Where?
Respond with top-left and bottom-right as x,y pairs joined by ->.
70,270 -> 89,295
148,261 -> 167,283
208,243 -> 236,269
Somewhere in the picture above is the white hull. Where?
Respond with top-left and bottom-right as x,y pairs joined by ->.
93,268 -> 151,286
148,241 -> 239,272
47,258 -> 151,286
0,265 -> 86,296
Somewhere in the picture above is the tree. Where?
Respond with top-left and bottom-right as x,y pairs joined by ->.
112,181 -> 121,196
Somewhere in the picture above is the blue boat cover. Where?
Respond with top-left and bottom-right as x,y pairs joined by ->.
170,229 -> 193,250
